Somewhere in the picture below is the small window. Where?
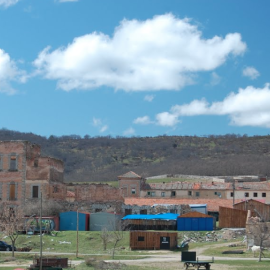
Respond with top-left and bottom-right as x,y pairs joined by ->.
253,192 -> 258,197
188,191 -> 192,196
125,209 -> 132,215
171,191 -> 176,197
138,236 -> 145,242
53,186 -> 59,193
32,186 -> 39,198
131,188 -> 136,194
9,155 -> 17,171
147,191 -> 151,196
230,192 -> 234,197
9,183 -> 16,201
195,192 -> 200,197
262,193 -> 266,197
151,192 -> 155,197
245,192 -> 249,197
34,159 -> 39,167
161,192 -> 165,197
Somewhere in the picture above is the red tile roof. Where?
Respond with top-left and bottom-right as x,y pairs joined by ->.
124,197 -> 242,212
118,171 -> 142,179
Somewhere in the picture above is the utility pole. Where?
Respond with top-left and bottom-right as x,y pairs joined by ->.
40,192 -> 43,270
232,180 -> 235,206
76,208 -> 79,258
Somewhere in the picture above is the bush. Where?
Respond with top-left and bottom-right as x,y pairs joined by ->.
85,257 -> 97,266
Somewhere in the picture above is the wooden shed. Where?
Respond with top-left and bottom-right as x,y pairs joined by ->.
130,231 -> 178,250
219,207 -> 247,228
233,199 -> 270,221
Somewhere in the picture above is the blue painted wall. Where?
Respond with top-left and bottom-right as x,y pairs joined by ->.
177,217 -> 213,231
60,211 -> 89,231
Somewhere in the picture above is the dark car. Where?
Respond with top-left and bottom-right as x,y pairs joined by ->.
0,241 -> 16,251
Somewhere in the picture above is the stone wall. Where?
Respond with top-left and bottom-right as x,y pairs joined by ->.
122,203 -> 191,215
73,184 -> 124,203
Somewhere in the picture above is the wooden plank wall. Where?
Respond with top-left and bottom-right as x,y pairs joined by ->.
234,200 -> 270,221
130,231 -> 178,250
219,207 -> 247,228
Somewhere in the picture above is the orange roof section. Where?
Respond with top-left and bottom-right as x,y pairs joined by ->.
118,171 -> 142,180
178,211 -> 213,218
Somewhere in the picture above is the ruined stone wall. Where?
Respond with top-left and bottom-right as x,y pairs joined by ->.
26,157 -> 63,182
122,204 -> 191,215
74,184 -> 124,203
48,182 -> 67,200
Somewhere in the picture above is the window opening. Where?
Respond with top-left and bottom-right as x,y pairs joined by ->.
9,183 -> 16,201
9,156 -> 17,171
32,186 -> 39,198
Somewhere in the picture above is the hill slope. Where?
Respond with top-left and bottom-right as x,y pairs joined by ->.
0,129 -> 269,182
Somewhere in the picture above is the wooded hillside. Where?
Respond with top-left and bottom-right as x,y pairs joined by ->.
0,129 -> 269,182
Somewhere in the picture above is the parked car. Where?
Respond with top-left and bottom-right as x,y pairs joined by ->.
0,241 -> 16,251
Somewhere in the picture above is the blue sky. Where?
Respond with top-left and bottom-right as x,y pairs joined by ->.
0,0 -> 270,138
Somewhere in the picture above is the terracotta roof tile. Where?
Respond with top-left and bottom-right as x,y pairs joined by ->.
118,171 -> 142,179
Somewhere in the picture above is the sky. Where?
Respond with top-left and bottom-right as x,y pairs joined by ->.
0,0 -> 270,138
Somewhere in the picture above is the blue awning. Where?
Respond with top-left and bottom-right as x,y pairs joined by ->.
122,213 -> 178,220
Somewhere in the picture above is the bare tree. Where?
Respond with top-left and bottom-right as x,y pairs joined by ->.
23,199 -> 62,217
100,227 -> 110,251
247,216 -> 270,262
111,222 -> 124,259
0,203 -> 24,257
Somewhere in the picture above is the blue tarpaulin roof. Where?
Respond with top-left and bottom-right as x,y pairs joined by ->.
122,213 -> 178,220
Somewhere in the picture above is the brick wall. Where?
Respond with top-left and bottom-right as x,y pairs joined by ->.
74,184 -> 123,203
119,179 -> 141,197
0,141 -> 27,204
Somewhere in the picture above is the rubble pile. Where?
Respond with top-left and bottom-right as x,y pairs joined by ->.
179,229 -> 247,246
220,229 -> 246,240
179,231 -> 219,246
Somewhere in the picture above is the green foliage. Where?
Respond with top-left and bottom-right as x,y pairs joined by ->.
1,129 -> 270,182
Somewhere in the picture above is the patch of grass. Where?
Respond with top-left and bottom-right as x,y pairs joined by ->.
215,260 -> 270,269
202,244 -> 270,258
0,268 -> 24,270
76,262 -> 166,270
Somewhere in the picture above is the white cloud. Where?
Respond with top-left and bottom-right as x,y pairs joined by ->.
156,112 -> 179,127
92,117 -> 101,127
210,72 -> 221,86
133,116 -> 152,125
123,127 -> 135,136
0,48 -> 25,94
100,125 -> 108,133
164,83 -> 270,128
0,0 -> 19,7
144,95 -> 155,102
243,66 -> 260,80
33,14 -> 246,92
92,117 -> 108,133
